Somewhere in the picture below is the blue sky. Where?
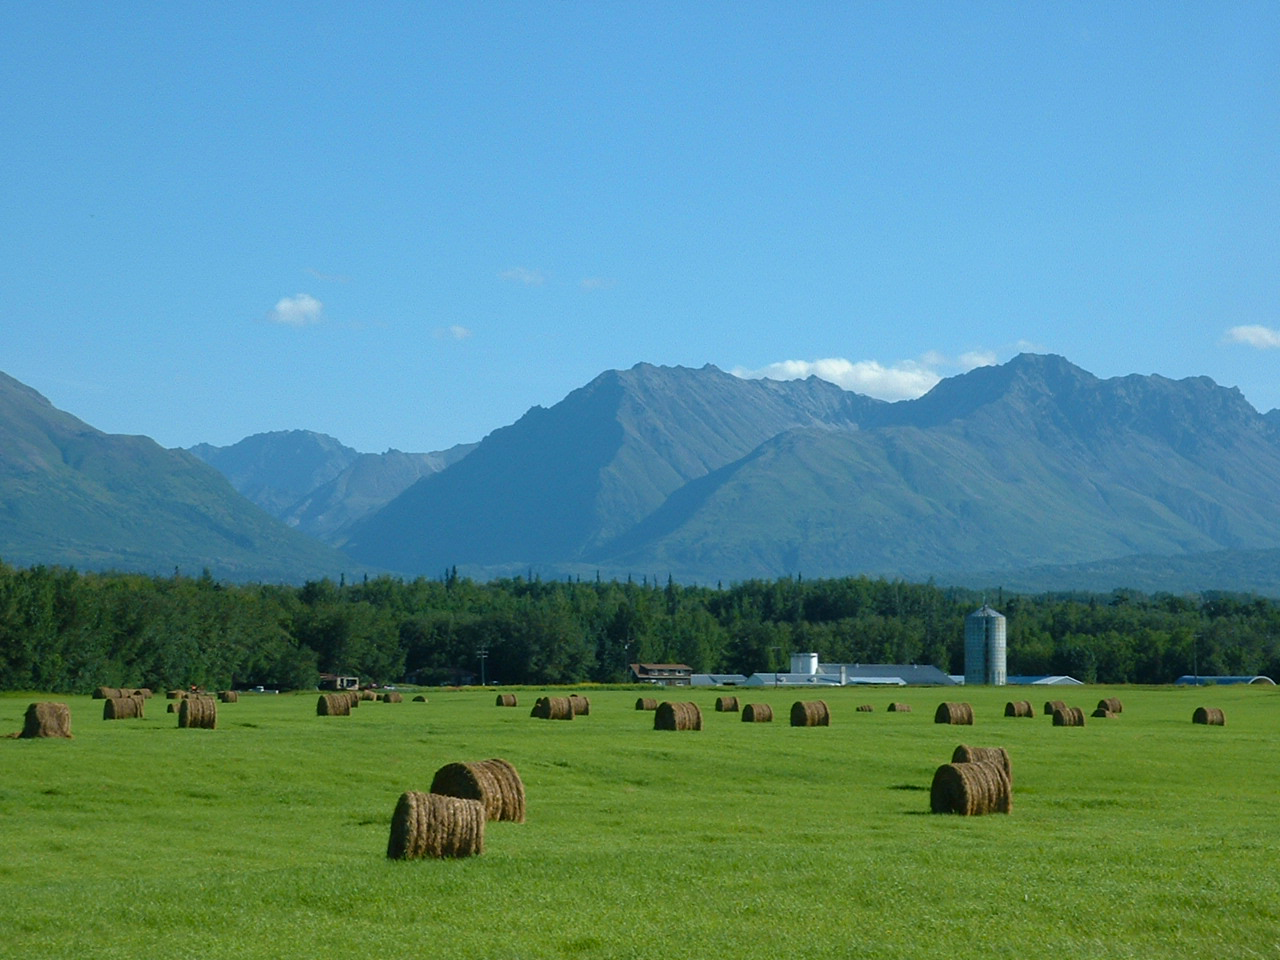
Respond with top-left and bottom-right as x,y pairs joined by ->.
3,2 -> 1277,453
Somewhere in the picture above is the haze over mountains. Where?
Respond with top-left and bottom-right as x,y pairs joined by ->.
189,432 -> 475,542
5,355 -> 1280,594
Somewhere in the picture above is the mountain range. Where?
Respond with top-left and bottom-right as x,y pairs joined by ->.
5,355 -> 1280,593
0,372 -> 351,581
188,431 -> 474,541
340,354 -> 1280,589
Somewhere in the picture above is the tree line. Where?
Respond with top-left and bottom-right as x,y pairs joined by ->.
1,561 -> 1278,693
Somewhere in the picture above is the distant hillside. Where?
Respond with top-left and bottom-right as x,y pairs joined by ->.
190,431 -> 475,541
189,431 -> 362,517
343,355 -> 1280,592
953,547 -> 1280,597
0,372 -> 355,582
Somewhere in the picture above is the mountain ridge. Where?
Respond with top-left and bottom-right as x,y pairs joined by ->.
7,356 -> 1280,594
342,354 -> 1280,588
341,363 -> 882,571
0,374 -> 356,582
189,430 -> 475,541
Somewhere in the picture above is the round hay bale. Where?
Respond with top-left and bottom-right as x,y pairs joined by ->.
359,690 -> 379,701
1192,706 -> 1225,726
317,693 -> 351,716
344,691 -> 360,709
654,701 -> 702,731
130,688 -> 153,699
93,686 -> 121,700
1097,697 -> 1123,714
951,744 -> 1012,785
930,761 -> 1012,815
20,702 -> 72,739
166,689 -> 186,700
790,700 -> 831,727
380,691 -> 404,703
635,697 -> 658,711
178,696 -> 217,730
217,690 -> 239,703
887,702 -> 911,713
1043,699 -> 1066,718
1051,706 -> 1086,727
855,704 -> 874,712
1091,707 -> 1117,719
495,693 -> 518,707
567,694 -> 590,716
430,758 -> 526,823
934,702 -> 974,725
1004,700 -> 1035,718
166,702 -> 177,713
531,696 -> 574,720
714,696 -> 740,713
103,696 -> 144,720
412,695 -> 427,702
741,703 -> 773,723
386,791 -> 485,860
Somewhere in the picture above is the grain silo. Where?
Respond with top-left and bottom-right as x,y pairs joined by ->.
964,605 -> 1007,686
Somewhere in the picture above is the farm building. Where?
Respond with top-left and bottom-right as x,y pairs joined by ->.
1175,675 -> 1275,686
743,654 -> 955,687
1005,675 -> 1084,686
318,674 -> 360,691
630,663 -> 693,686
690,673 -> 750,686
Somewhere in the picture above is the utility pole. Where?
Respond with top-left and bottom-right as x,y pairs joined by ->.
477,645 -> 488,687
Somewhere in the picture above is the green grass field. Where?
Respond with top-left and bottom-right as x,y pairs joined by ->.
1,684 -> 1276,960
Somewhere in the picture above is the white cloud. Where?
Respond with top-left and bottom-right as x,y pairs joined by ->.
268,293 -> 323,326
958,349 -> 998,368
434,325 -> 473,341
1226,325 -> 1280,349
732,350 -> 999,401
501,267 -> 545,286
732,358 -> 940,400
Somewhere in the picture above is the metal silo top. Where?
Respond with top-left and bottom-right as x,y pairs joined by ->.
970,604 -> 1004,619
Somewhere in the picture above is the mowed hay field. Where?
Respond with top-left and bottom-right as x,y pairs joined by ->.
1,685 -> 1277,960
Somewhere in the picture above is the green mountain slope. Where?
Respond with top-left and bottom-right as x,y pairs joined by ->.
0,373 -> 354,582
953,548 -> 1280,596
596,355 -> 1280,581
342,363 -> 881,572
346,354 -> 1280,589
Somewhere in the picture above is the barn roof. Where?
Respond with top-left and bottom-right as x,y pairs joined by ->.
690,673 -> 750,686
1175,675 -> 1275,685
828,663 -> 954,685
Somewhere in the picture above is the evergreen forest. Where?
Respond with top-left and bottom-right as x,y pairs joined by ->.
2,561 -> 1278,693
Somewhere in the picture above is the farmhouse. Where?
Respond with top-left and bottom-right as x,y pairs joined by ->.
629,663 -> 693,685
